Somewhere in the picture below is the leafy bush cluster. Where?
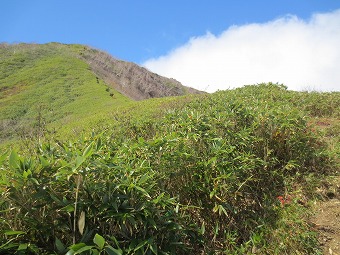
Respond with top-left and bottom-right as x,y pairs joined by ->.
0,84 -> 337,254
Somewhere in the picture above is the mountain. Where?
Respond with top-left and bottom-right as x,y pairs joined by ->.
0,43 -> 339,253
79,46 -> 200,100
0,42 -> 201,143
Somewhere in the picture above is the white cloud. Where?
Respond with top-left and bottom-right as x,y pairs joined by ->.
143,10 -> 340,92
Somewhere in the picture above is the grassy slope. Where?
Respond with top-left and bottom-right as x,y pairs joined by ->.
1,43 -> 339,254
0,83 -> 339,254
0,43 -> 131,146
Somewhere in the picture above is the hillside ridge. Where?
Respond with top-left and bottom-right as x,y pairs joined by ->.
78,45 -> 202,100
0,42 -> 202,101
0,42 -> 201,143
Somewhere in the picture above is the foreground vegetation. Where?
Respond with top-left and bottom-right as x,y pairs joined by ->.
0,83 -> 339,254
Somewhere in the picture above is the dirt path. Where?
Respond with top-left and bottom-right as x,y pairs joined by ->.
311,198 -> 340,254
310,176 -> 340,255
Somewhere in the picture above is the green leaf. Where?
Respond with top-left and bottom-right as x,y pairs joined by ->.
201,222 -> 205,235
128,216 -> 136,228
73,156 -> 85,172
105,246 -> 123,255
134,185 -> 151,198
68,243 -> 86,251
109,236 -> 120,248
4,230 -> 25,236
137,174 -> 149,185
0,151 -> 8,166
29,177 -> 39,185
39,156 -> 49,168
148,218 -> 157,230
9,150 -> 20,170
138,137 -> 145,144
149,243 -> 158,255
129,239 -> 138,250
22,169 -> 32,179
65,249 -> 75,255
49,193 -> 62,204
148,238 -> 158,255
207,156 -> 217,167
17,243 -> 28,251
209,190 -> 216,199
55,237 -> 66,253
92,250 -> 100,255
82,142 -> 93,158
214,222 -> 220,235
134,240 -> 148,251
96,137 -> 102,150
73,245 -> 94,254
93,233 -> 105,250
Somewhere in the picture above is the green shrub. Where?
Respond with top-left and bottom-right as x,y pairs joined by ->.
0,137 -> 195,254
0,84 -> 337,254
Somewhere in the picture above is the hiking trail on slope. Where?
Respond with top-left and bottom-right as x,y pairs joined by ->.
311,177 -> 340,255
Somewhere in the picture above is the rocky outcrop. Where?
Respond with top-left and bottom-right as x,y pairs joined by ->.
79,47 -> 202,100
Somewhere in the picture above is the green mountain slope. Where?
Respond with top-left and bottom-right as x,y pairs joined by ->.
0,43 -> 199,144
0,43 -> 129,143
1,42 -> 340,254
0,83 -> 339,254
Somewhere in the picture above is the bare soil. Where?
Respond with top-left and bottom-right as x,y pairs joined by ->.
312,199 -> 340,254
311,177 -> 340,255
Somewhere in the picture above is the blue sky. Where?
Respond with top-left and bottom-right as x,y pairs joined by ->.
2,1 -> 340,91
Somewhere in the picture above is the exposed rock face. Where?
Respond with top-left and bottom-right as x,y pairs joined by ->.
79,47 -> 202,100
